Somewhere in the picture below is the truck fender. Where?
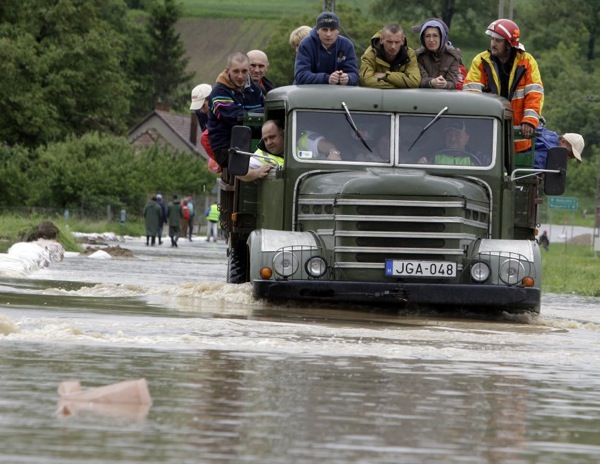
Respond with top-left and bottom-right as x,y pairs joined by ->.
247,229 -> 322,281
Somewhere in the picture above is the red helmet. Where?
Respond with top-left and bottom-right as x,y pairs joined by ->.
486,19 -> 523,50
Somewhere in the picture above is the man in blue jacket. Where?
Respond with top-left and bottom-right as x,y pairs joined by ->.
534,128 -> 584,168
207,52 -> 264,168
294,11 -> 359,86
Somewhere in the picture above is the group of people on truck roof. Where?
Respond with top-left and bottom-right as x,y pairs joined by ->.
190,10 -> 584,177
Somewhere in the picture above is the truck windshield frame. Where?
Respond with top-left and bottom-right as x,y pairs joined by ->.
292,110 -> 496,169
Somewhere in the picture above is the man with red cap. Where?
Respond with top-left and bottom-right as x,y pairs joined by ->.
464,19 -> 544,154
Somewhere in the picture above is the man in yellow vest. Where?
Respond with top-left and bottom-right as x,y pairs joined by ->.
205,203 -> 220,242
237,120 -> 285,182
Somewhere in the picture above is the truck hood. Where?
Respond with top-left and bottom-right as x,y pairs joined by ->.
298,168 -> 489,201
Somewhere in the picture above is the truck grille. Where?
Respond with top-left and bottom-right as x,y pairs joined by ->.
297,197 -> 489,275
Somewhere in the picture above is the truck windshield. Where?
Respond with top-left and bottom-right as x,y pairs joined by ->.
293,111 -> 494,168
399,115 -> 495,167
295,111 -> 392,164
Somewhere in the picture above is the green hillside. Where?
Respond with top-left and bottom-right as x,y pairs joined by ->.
176,0 -> 378,84
177,18 -> 272,84
179,0 -> 376,19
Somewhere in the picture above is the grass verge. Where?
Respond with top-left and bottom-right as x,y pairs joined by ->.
541,243 -> 600,296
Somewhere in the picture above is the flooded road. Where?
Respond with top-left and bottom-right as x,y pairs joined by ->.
2,236 -> 600,463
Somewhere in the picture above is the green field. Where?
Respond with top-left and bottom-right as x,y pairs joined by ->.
179,0 -> 376,19
542,243 -> 600,296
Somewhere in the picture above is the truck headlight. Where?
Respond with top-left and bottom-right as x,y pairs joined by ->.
305,256 -> 327,278
499,259 -> 525,285
272,251 -> 299,277
470,261 -> 490,283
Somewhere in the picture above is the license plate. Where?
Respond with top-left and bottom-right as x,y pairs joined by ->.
385,260 -> 457,277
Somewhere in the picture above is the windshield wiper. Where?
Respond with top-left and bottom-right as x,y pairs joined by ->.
407,106 -> 448,151
342,102 -> 372,153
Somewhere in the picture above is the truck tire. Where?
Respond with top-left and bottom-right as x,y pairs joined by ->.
227,242 -> 248,284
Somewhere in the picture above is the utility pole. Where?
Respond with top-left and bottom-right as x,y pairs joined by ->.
323,0 -> 335,12
498,0 -> 514,19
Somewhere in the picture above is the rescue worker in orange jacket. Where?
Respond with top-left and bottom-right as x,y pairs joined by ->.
463,19 -> 543,153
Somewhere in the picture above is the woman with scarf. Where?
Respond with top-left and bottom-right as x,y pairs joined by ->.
415,19 -> 461,90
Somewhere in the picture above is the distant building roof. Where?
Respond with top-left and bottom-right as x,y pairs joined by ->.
128,109 -> 209,160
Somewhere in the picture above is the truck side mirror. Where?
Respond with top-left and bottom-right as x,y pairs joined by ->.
544,146 -> 568,196
228,125 -> 253,176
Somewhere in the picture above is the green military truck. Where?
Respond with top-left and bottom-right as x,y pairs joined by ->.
221,85 -> 567,313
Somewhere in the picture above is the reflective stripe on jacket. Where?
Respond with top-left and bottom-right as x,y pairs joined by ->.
253,148 -> 284,167
297,131 -> 324,157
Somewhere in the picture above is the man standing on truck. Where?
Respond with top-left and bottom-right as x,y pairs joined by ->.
207,52 -> 264,168
464,19 -> 543,154
247,50 -> 275,95
359,23 -> 421,89
237,120 -> 285,182
294,11 -> 359,86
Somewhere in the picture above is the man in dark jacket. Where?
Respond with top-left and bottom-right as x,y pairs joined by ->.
166,194 -> 183,248
143,195 -> 162,247
247,50 -> 275,95
206,52 -> 264,168
294,11 -> 359,86
155,193 -> 168,245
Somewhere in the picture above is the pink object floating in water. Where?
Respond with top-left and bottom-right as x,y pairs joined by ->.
57,378 -> 152,420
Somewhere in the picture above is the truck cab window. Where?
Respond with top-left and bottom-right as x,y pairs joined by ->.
295,111 -> 392,164
399,116 -> 495,167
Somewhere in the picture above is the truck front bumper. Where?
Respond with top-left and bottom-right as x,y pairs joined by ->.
253,280 -> 540,312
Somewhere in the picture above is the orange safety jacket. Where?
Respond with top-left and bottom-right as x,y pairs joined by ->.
463,49 -> 544,152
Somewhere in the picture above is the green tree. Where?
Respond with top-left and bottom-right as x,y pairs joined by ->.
144,0 -> 193,111
521,0 -> 599,61
26,132 -> 214,217
0,0 -> 132,147
367,0 -> 496,44
0,144 -> 35,208
536,42 -> 600,146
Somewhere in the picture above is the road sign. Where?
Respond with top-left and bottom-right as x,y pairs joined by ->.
548,197 -> 579,210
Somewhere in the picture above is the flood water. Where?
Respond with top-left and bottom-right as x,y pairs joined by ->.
2,236 -> 600,463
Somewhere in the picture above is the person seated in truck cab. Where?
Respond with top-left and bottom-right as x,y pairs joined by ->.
237,120 -> 285,182
429,120 -> 484,166
353,126 -> 391,163
297,130 -> 343,160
